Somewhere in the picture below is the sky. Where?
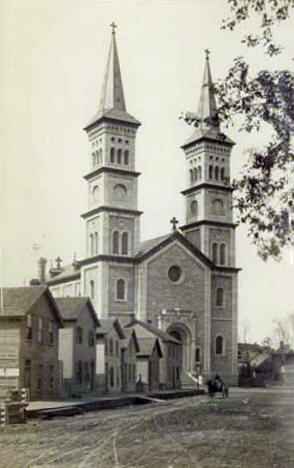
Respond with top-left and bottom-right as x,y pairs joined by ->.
1,0 -> 293,345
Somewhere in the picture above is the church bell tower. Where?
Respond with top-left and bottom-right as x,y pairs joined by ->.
180,51 -> 236,268
80,24 -> 142,317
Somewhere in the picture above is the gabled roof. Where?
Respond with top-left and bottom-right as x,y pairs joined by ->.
96,318 -> 126,339
0,287 -> 63,327
125,319 -> 181,345
137,337 -> 163,358
121,328 -> 140,352
55,297 -> 100,327
45,263 -> 81,286
134,229 -> 214,269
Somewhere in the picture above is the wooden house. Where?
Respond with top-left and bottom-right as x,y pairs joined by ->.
0,287 -> 63,400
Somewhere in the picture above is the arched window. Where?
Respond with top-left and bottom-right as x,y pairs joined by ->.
117,149 -> 122,164
215,166 -> 219,180
92,185 -> 99,202
92,152 -> 96,168
216,287 -> 224,307
212,242 -> 218,264
220,243 -> 226,265
90,280 -> 95,300
110,147 -> 115,163
114,184 -> 127,200
221,167 -> 225,180
194,168 -> 197,182
216,335 -> 224,355
190,169 -> 193,184
90,234 -> 94,256
198,166 -> 202,179
212,199 -> 224,215
116,279 -> 126,300
94,232 -> 99,255
190,200 -> 198,217
124,150 -> 129,165
112,231 -> 119,254
121,232 -> 129,255
209,165 -> 213,179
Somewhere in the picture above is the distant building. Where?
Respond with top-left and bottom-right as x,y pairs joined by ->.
55,297 -> 100,397
95,318 -> 126,394
136,337 -> 163,392
121,328 -> 140,393
0,287 -> 63,400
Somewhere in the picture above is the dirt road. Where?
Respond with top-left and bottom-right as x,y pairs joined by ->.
0,387 -> 293,468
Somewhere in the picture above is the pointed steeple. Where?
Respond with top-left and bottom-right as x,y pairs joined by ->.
99,22 -> 126,113
197,49 -> 219,130
84,23 -> 140,130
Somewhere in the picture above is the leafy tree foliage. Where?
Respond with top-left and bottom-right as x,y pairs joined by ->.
183,0 -> 294,260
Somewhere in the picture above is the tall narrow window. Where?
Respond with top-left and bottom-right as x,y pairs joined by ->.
220,243 -> 226,265
198,166 -> 202,179
76,327 -> 83,344
92,185 -> 99,202
116,279 -> 126,300
92,153 -> 96,168
194,168 -> 197,181
212,242 -> 218,264
49,321 -> 54,345
99,148 -> 103,164
216,336 -> 224,355
26,314 -> 33,340
90,280 -> 95,300
195,347 -> 200,363
215,166 -> 219,180
38,317 -> 43,344
109,339 -> 113,356
190,200 -> 198,217
90,234 -> 94,256
216,288 -> 224,307
112,231 -> 119,254
221,167 -> 225,180
117,149 -> 122,164
190,169 -> 193,184
122,232 -> 129,255
124,150 -> 129,165
110,147 -> 115,163
209,165 -> 213,179
94,232 -> 99,254
110,367 -> 114,387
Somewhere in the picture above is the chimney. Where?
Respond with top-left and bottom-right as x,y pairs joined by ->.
38,257 -> 47,283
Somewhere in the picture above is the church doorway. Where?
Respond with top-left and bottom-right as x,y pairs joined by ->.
167,324 -> 192,373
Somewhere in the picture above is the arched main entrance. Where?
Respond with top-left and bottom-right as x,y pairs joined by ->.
166,323 -> 192,374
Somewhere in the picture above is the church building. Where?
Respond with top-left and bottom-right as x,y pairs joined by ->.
45,25 -> 240,383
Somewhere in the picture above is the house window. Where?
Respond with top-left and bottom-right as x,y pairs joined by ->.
105,339 -> 108,355
88,330 -> 94,347
116,367 -> 120,386
216,336 -> 224,355
37,318 -> 43,344
216,287 -> 224,307
26,314 -> 33,340
49,321 -> 54,345
124,150 -> 129,165
76,327 -> 83,345
37,364 -> 43,390
84,362 -> 90,386
121,232 -> 129,255
90,280 -> 95,300
49,365 -> 54,390
116,279 -> 126,301
212,242 -> 218,264
112,231 -> 119,254
110,147 -> 115,162
110,367 -> 114,387
220,243 -> 226,265
115,340 -> 119,357
109,338 -> 114,356
76,360 -> 83,384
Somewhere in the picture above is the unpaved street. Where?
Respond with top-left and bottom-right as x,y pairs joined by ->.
0,387 -> 294,468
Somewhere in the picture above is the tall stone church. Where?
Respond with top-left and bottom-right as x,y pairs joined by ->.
45,27 -> 240,383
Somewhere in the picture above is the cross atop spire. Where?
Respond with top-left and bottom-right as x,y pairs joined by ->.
110,22 -> 117,34
170,216 -> 179,231
197,49 -> 219,130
